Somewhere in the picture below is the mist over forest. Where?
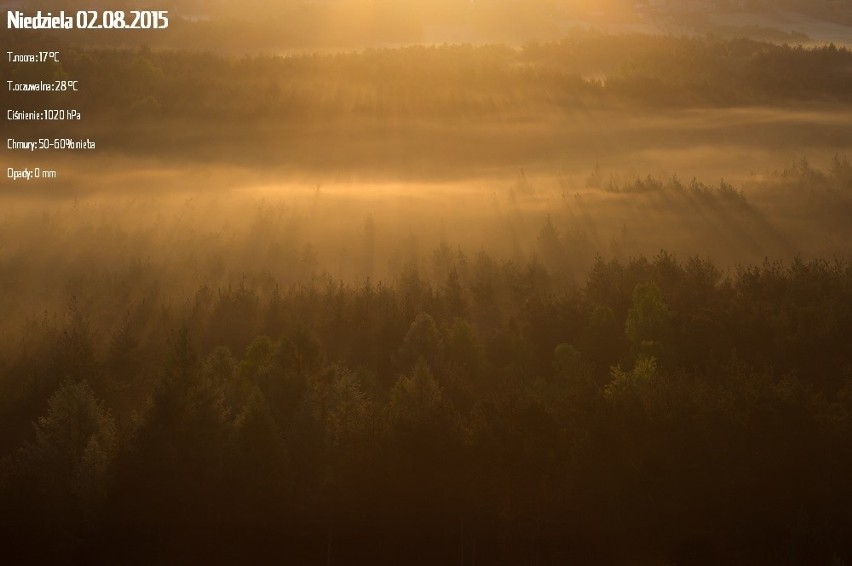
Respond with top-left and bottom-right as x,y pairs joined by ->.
2,5 -> 852,565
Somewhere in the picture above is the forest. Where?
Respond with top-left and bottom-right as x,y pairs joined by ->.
4,33 -> 851,181
2,24 -> 852,566
0,158 -> 851,563
1,234 -> 851,564
7,33 -> 852,118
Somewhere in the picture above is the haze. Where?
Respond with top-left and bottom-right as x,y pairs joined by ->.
2,3 -> 852,564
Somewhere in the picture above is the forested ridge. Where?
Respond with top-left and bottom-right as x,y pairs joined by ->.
1,245 -> 851,564
4,24 -> 852,566
5,34 -> 852,122
5,34 -> 852,180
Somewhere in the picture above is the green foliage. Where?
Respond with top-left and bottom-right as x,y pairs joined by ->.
0,252 -> 850,562
386,358 -> 445,434
625,282 -> 675,361
604,356 -> 661,409
15,380 -> 117,534
31,380 -> 115,492
397,312 -> 444,370
303,365 -> 372,452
